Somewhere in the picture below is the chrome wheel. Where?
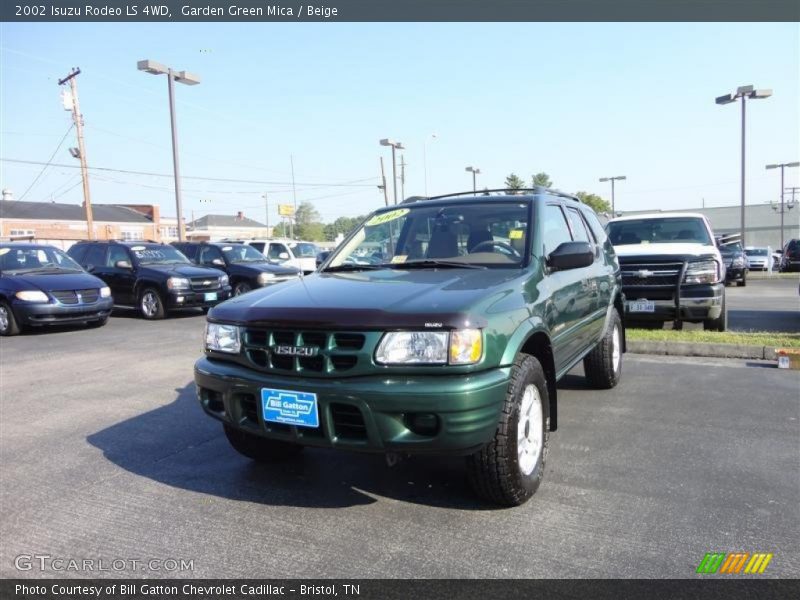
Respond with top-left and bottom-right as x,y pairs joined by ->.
612,324 -> 621,373
141,291 -> 159,318
517,383 -> 543,476
0,305 -> 9,333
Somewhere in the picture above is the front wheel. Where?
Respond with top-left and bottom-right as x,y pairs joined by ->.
704,296 -> 727,331
583,309 -> 623,389
223,424 -> 304,462
0,301 -> 20,336
737,275 -> 746,287
233,281 -> 252,296
466,354 -> 549,507
139,287 -> 166,320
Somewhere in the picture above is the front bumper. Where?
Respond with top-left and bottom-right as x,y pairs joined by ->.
194,356 -> 509,455
167,287 -> 231,309
623,283 -> 724,322
725,266 -> 746,282
13,297 -> 113,326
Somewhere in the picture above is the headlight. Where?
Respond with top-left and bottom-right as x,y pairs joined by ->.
257,272 -> 276,285
684,260 -> 719,284
167,277 -> 190,290
15,290 -> 49,303
375,329 -> 482,365
219,275 -> 229,287
100,286 -> 112,298
733,256 -> 745,267
205,323 -> 241,354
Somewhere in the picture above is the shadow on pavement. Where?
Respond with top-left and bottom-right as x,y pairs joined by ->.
728,309 -> 800,333
110,307 -> 206,320
87,382 -> 501,511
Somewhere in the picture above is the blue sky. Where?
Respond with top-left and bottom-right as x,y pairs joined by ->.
1,22 -> 798,225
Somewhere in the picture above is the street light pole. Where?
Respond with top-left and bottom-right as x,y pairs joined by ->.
715,85 -> 772,246
599,175 -> 626,214
138,59 -> 200,242
465,166 -> 481,192
766,161 -> 800,250
380,139 -> 404,204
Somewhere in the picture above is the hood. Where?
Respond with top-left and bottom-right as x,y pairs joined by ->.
11,271 -> 107,292
229,262 -> 300,277
210,267 -> 526,329
142,263 -> 223,277
614,242 -> 718,258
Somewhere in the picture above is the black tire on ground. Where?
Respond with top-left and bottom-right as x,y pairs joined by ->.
737,275 -> 746,287
223,424 -> 304,462
704,295 -> 727,332
0,301 -> 21,336
466,354 -> 549,507
583,309 -> 624,389
234,281 -> 252,296
139,287 -> 166,320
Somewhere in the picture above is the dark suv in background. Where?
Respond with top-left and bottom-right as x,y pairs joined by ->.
195,188 -> 625,506
780,239 -> 800,272
68,240 -> 231,319
717,237 -> 747,287
171,242 -> 300,296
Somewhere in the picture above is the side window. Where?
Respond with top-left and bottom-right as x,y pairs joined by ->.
179,245 -> 198,260
541,204 -> 573,255
583,210 -> 608,243
268,244 -> 288,260
199,246 -> 223,265
83,245 -> 107,268
249,242 -> 265,253
565,208 -> 591,243
67,244 -> 88,264
107,246 -> 130,267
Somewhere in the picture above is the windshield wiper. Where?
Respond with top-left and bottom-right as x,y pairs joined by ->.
389,260 -> 487,270
324,263 -> 387,272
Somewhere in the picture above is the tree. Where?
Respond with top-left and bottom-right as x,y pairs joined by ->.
575,191 -> 611,214
293,202 -> 325,241
504,173 -> 526,194
531,172 -> 552,188
324,215 -> 365,242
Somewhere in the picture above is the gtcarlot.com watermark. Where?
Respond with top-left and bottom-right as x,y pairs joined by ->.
14,554 -> 194,573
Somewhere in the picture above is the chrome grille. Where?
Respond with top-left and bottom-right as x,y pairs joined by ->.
51,289 -> 100,305
620,262 -> 683,287
242,329 -> 367,375
190,277 -> 221,291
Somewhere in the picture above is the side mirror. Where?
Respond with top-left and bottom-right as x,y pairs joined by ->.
547,241 -> 594,271
278,252 -> 290,260
211,258 -> 225,266
115,260 -> 132,270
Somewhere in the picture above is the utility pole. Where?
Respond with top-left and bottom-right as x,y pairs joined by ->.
262,192 -> 270,235
59,68 -> 94,239
290,154 -> 297,214
379,157 -> 389,206
400,154 -> 406,202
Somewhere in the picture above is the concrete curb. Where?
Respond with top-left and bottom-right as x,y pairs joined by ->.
628,340 -> 778,360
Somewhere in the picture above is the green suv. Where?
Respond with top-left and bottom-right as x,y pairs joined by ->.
195,189 -> 625,505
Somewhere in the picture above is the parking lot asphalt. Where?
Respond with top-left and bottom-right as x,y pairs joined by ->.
1,308 -> 798,579
726,276 -> 800,333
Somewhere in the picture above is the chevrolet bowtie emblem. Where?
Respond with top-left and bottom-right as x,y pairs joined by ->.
637,269 -> 654,278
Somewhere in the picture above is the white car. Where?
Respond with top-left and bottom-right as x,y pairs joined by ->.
607,212 -> 727,330
236,239 -> 320,274
744,246 -> 772,271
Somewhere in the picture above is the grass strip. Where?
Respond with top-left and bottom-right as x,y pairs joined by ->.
627,328 -> 800,348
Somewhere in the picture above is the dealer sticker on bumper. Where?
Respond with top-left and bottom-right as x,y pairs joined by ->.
261,387 -> 319,428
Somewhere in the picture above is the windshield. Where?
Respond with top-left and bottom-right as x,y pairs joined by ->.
221,244 -> 267,263
607,217 -> 712,246
289,242 -> 319,258
744,248 -> 768,256
719,241 -> 742,253
0,246 -> 84,274
328,202 -> 530,269
130,245 -> 191,265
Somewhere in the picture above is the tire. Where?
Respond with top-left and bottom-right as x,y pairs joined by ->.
583,309 -> 623,389
466,354 -> 549,507
139,287 -> 166,320
704,295 -> 727,332
0,301 -> 21,336
223,424 -> 304,462
737,274 -> 746,287
233,281 -> 252,296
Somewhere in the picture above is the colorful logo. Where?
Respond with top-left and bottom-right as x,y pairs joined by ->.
696,552 -> 773,574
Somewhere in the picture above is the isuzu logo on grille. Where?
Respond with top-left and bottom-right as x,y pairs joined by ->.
271,345 -> 319,357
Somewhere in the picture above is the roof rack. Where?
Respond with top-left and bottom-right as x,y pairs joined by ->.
420,187 -> 581,203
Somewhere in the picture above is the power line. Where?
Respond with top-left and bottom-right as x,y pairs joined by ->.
1,157 -> 379,188
16,124 -> 74,201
